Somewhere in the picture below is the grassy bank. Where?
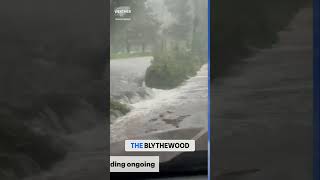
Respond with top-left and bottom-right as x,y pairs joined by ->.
110,52 -> 152,60
110,99 -> 130,117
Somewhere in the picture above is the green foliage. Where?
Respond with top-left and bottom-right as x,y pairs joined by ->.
110,0 -> 160,54
145,48 -> 204,89
144,0 -> 207,90
110,100 -> 130,115
164,0 -> 193,42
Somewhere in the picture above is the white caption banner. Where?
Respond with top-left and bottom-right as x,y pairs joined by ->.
110,156 -> 159,172
125,140 -> 195,152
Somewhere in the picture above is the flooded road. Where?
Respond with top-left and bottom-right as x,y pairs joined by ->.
110,57 -> 152,104
111,64 -> 208,142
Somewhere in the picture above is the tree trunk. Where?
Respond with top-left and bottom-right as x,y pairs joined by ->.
142,42 -> 145,53
126,42 -> 130,53
126,30 -> 130,53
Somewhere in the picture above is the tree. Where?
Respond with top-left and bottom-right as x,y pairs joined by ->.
110,0 -> 159,54
164,0 -> 193,49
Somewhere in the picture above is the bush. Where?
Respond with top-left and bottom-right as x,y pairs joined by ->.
110,100 -> 130,116
145,49 -> 204,89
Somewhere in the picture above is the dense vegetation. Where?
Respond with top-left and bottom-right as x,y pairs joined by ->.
111,0 -> 208,89
145,0 -> 208,89
110,99 -> 130,117
145,49 -> 204,89
110,0 -> 159,56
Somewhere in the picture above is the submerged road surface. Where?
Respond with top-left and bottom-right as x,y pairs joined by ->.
111,64 -> 208,142
110,57 -> 152,103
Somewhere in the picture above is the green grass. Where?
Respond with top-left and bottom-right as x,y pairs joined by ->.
110,52 -> 152,60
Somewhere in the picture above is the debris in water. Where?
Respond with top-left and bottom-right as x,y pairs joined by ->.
162,115 -> 191,127
149,118 -> 158,122
145,128 -> 158,133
